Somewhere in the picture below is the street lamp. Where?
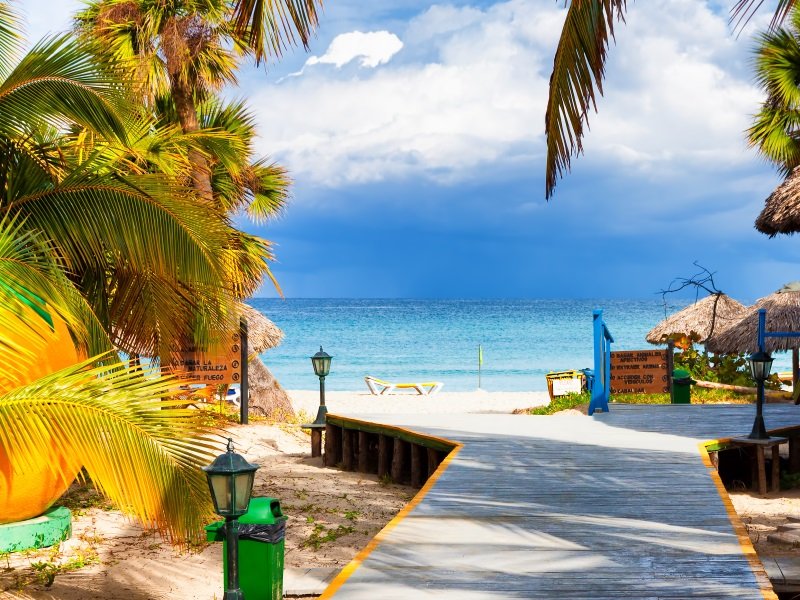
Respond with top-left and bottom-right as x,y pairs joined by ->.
748,350 -> 774,440
203,438 -> 259,600
310,346 -> 332,425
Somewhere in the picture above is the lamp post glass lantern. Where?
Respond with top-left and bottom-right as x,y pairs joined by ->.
203,439 -> 259,600
311,347 -> 332,425
748,350 -> 774,440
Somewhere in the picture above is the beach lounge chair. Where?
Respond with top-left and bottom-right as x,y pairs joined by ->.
364,376 -> 443,396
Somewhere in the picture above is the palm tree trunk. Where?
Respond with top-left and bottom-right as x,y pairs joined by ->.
170,80 -> 214,201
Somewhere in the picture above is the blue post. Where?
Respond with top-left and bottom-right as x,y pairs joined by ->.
758,308 -> 766,353
589,310 -> 612,415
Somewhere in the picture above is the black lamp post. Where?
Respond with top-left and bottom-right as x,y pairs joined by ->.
748,350 -> 774,440
203,439 -> 259,600
310,347 -> 332,426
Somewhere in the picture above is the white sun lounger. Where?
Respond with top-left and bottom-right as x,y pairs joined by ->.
364,376 -> 443,396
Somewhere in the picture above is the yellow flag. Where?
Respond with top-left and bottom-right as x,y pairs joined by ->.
478,345 -> 483,366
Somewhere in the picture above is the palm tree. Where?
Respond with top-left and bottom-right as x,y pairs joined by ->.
0,215 -> 221,541
76,0 -> 321,201
545,0 -> 800,198
749,7 -> 800,174
0,2 -> 227,540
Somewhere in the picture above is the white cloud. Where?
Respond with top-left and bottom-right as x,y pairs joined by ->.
251,0 -> 770,189
305,30 -> 403,69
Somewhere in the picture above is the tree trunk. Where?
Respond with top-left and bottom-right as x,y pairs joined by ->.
247,356 -> 294,420
168,68 -> 214,202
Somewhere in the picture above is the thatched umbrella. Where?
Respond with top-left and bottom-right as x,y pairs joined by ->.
646,293 -> 746,347
756,167 -> 800,237
241,304 -> 283,354
706,282 -> 800,388
240,304 -> 293,419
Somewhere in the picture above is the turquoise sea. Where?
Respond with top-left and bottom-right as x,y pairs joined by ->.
249,298 -> 788,392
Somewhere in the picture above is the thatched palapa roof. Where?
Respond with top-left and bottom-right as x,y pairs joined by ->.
756,167 -> 800,237
705,283 -> 800,354
242,304 -> 283,353
646,294 -> 746,345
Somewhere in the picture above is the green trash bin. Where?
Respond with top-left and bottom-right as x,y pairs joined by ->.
205,497 -> 287,600
672,369 -> 695,404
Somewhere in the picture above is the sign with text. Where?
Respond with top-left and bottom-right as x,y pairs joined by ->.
610,350 -> 670,394
169,332 -> 242,385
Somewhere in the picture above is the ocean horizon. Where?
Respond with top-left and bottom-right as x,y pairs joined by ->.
249,298 -> 789,393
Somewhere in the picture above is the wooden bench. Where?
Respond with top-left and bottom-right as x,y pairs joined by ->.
300,423 -> 325,458
730,436 -> 788,496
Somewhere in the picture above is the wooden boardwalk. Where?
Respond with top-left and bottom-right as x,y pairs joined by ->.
320,404 -> 800,599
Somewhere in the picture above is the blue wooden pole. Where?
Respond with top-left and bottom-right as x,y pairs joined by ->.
758,308 -> 766,353
589,310 -> 610,415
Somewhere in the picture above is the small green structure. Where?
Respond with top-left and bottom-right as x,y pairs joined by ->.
672,369 -> 695,404
206,497 -> 287,600
0,506 -> 71,553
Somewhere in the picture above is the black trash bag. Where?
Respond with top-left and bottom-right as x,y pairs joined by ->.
238,520 -> 286,544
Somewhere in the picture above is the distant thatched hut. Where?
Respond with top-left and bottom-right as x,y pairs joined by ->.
756,167 -> 800,237
646,294 -> 746,348
240,304 -> 293,419
706,283 -> 800,388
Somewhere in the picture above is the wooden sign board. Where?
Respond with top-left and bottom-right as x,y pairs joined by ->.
610,349 -> 670,394
169,332 -> 242,385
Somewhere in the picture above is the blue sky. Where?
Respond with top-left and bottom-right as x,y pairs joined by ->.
25,0 -> 800,300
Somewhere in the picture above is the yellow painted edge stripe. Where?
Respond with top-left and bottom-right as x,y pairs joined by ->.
698,440 -> 779,600
318,415 -> 463,599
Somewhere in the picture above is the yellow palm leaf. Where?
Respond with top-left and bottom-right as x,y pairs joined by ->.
0,356 -> 226,542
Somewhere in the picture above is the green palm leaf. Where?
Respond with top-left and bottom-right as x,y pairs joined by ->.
545,0 -> 627,199
0,34 -> 130,144
231,0 -> 322,63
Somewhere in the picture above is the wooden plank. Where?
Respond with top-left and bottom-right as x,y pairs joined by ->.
323,423 -> 341,467
321,406 -> 796,599
410,443 -> 424,487
391,438 -> 406,484
326,415 -> 455,452
358,431 -> 369,473
341,428 -> 354,471
378,434 -> 390,479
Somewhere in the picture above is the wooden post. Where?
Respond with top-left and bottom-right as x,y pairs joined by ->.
427,448 -> 439,477
325,424 -> 341,467
311,428 -> 322,458
772,444 -> 781,493
391,438 -> 406,483
794,348 -> 799,392
667,340 -> 675,404
410,444 -> 423,487
378,435 -> 391,478
240,317 -> 249,425
342,428 -> 354,471
790,435 -> 800,473
358,431 -> 369,473
756,445 -> 767,496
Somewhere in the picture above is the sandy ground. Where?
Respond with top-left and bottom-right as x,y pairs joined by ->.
1,390 -> 546,600
730,489 -> 800,558
288,389 -> 550,417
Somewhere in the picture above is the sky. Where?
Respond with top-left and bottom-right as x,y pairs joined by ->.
21,0 -> 800,301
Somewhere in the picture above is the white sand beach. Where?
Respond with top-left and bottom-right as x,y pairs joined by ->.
287,389 -> 550,417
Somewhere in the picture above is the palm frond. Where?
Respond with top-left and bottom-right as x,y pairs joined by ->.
0,1 -> 22,81
0,34 -> 130,144
5,173 -> 227,285
0,357 -> 224,542
231,0 -> 322,63
731,0 -> 797,33
545,0 -> 627,199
